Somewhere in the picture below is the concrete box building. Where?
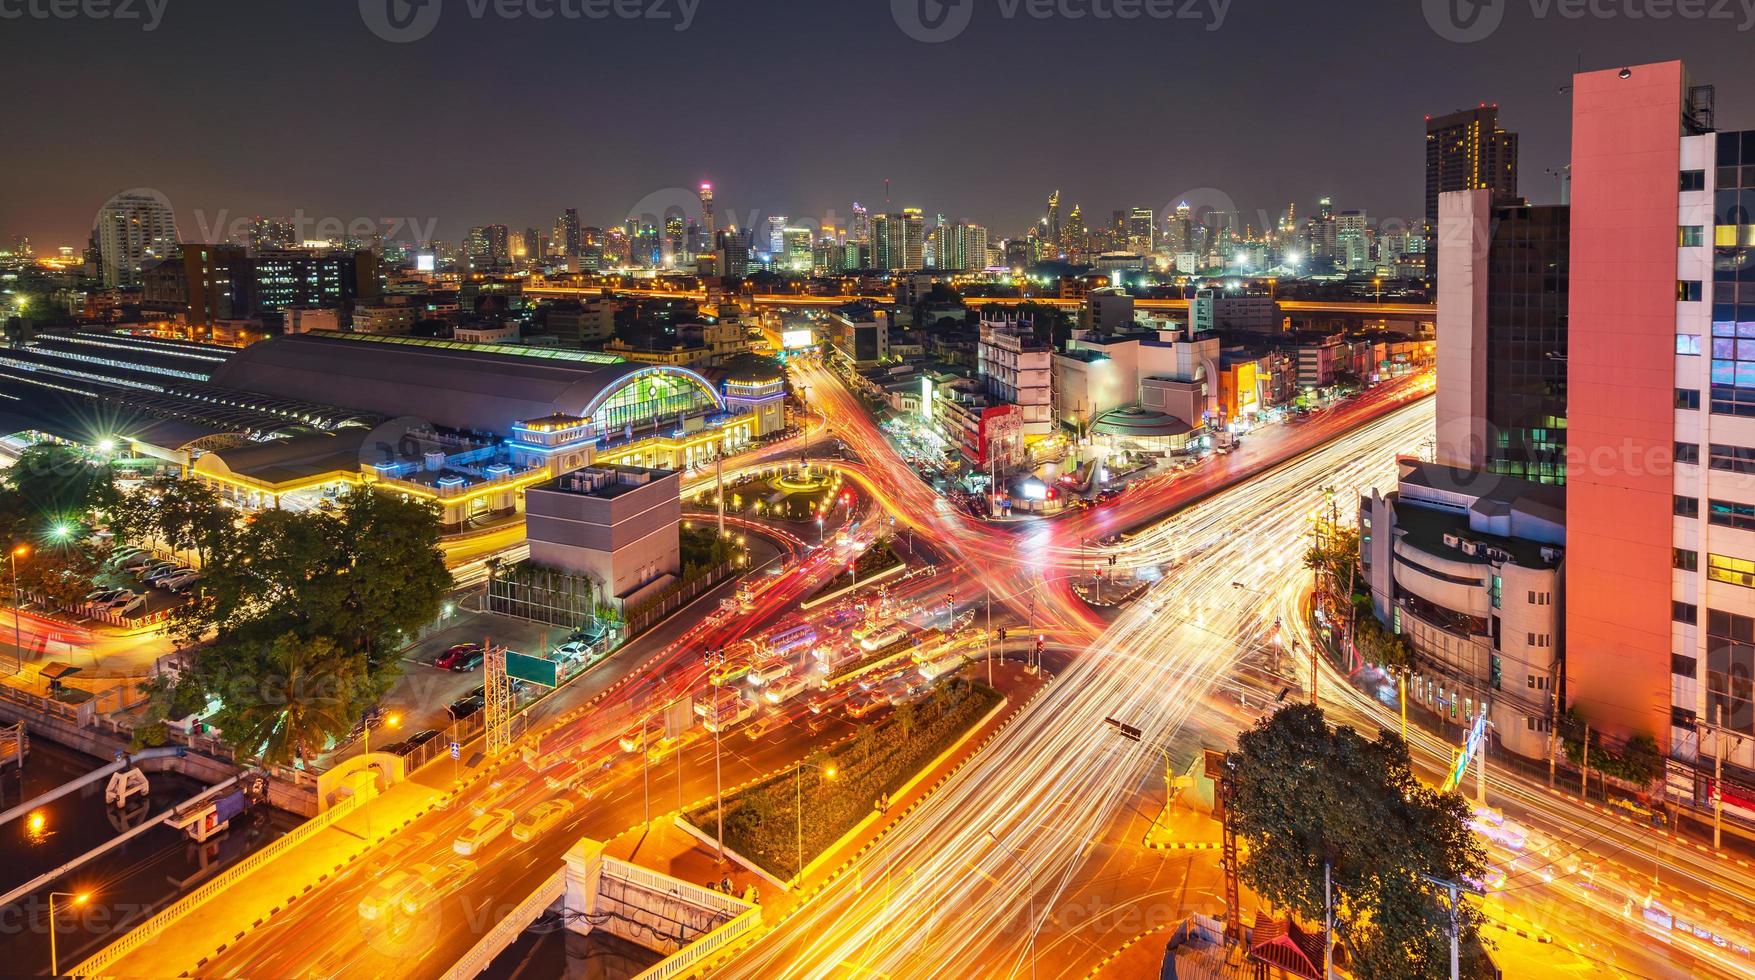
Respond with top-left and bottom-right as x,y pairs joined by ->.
977,315 -> 1055,439
1360,460 -> 1564,760
525,465 -> 682,610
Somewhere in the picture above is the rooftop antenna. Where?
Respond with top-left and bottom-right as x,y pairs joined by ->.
884,178 -> 891,208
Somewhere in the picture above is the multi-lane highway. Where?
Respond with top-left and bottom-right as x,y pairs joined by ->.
713,395 -> 1437,977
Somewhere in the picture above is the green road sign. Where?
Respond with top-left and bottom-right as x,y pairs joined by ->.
505,650 -> 559,688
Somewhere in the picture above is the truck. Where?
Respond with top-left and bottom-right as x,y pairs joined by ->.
695,687 -> 755,733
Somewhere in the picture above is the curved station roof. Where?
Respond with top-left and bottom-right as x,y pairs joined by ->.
210,332 -> 723,434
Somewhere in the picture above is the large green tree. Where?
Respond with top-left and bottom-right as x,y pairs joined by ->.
208,633 -> 365,766
1,443 -> 117,542
148,485 -> 451,759
112,476 -> 236,565
1227,704 -> 1490,979
171,486 -> 450,673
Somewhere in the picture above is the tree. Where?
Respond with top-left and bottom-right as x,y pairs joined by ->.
15,545 -> 101,607
112,477 -> 236,564
1227,704 -> 1490,979
171,486 -> 449,675
1302,526 -> 1360,586
1352,614 -> 1412,671
1,443 -> 117,541
208,633 -> 366,766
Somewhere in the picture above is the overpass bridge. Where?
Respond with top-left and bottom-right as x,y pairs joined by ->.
522,285 -> 1436,320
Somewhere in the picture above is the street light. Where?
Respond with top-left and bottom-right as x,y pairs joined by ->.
794,758 -> 837,886
9,543 -> 30,670
48,890 -> 90,976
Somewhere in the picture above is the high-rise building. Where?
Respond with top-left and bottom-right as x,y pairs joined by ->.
464,224 -> 510,270
699,182 -> 716,241
935,221 -> 988,272
253,247 -> 381,312
95,190 -> 179,286
873,210 -> 926,271
1425,105 -> 1520,277
849,203 -> 870,245
180,243 -> 254,327
556,208 -> 582,258
766,216 -> 788,258
1126,207 -> 1156,255
782,227 -> 813,273
1335,210 -> 1370,270
1045,191 -> 1062,252
1563,61 -> 1749,776
1434,189 -> 1569,487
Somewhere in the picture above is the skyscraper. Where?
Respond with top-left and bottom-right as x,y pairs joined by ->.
1425,105 -> 1520,277
766,216 -> 788,258
555,208 -> 582,258
1433,190 -> 1568,484
699,182 -> 716,241
1126,207 -> 1155,255
1045,191 -> 1062,253
873,210 -> 925,271
1563,61 -> 1745,772
849,203 -> 870,245
94,189 -> 179,286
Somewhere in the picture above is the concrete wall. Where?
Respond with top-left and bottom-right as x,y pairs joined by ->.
1435,188 -> 1491,470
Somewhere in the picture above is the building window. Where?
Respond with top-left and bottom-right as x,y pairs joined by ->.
1682,225 -> 1707,247
1676,548 -> 1700,571
1673,653 -> 1698,677
1681,169 -> 1707,192
1677,441 -> 1701,465
1679,333 -> 1703,356
1489,574 -> 1502,609
1674,601 -> 1700,625
1679,280 -> 1705,302
1709,499 -> 1755,531
1677,388 -> 1701,410
1676,495 -> 1700,519
1708,553 -> 1755,589
1672,706 -> 1698,730
1709,444 -> 1755,474
1706,609 -> 1754,734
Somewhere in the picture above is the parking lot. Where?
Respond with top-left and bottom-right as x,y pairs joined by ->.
380,608 -> 582,740
79,546 -> 199,622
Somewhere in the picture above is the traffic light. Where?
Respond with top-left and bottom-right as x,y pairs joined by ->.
997,628 -> 1007,643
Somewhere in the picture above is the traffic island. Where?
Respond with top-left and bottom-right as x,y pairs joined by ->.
681,678 -> 1003,883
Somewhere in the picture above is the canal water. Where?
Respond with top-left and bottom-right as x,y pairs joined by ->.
0,737 -> 302,976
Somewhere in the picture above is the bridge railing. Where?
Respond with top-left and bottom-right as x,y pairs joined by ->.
439,867 -> 565,980
70,792 -> 361,978
602,855 -> 748,918
631,904 -> 762,980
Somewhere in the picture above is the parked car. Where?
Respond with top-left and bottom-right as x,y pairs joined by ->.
159,571 -> 201,591
435,643 -> 479,670
85,588 -> 125,603
450,650 -> 484,672
510,799 -> 574,842
143,564 -> 189,584
405,728 -> 443,750
453,808 -> 515,855
447,695 -> 485,721
100,591 -> 140,610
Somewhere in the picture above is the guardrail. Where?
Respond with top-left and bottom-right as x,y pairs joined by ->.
602,855 -> 748,918
632,905 -> 762,980
440,867 -> 565,980
70,792 -> 361,977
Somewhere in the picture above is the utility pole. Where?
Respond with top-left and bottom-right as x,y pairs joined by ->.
1323,861 -> 1334,980
1546,661 -> 1561,788
715,451 -> 725,537
1580,722 -> 1590,797
1421,874 -> 1480,980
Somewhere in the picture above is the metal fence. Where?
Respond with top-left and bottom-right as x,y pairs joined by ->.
624,561 -> 735,638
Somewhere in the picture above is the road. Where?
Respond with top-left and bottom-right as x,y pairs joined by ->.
711,395 -> 1438,977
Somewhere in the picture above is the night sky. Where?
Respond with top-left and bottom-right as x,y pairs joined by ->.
5,0 -> 1754,248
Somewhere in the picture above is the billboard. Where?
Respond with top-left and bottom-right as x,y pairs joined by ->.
415,253 -> 436,272
505,650 -> 559,688
782,328 -> 815,350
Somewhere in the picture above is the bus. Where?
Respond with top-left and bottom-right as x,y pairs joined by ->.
765,623 -> 818,657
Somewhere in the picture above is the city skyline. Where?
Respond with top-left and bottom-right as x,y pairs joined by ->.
5,1 -> 1755,248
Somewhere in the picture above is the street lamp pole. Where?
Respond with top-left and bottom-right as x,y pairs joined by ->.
9,544 -> 29,671
48,890 -> 89,977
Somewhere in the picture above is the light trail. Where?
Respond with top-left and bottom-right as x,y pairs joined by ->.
713,401 -> 1434,977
